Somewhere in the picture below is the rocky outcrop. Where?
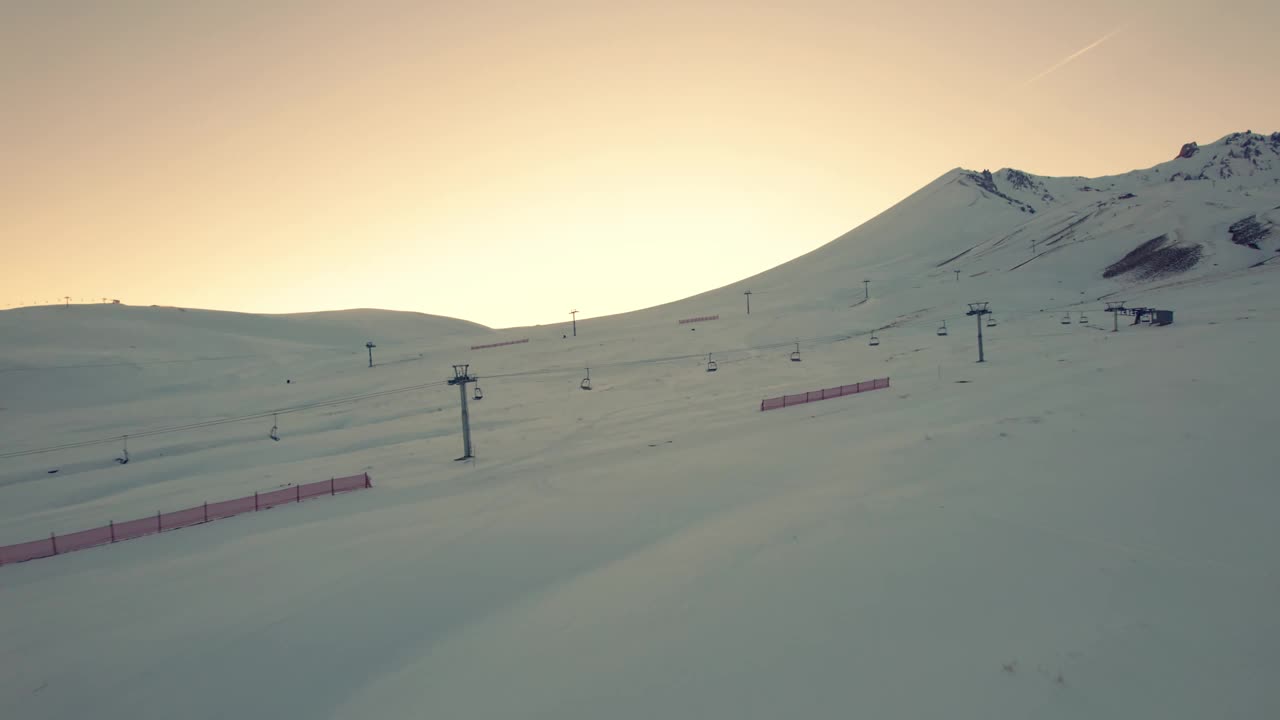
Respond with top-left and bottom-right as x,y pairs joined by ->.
1169,132 -> 1280,182
1104,235 -> 1203,279
1003,169 -> 1056,203
1003,169 -> 1035,191
1228,216 -> 1273,249
959,170 -> 1038,214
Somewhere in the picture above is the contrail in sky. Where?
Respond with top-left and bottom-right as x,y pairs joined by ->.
1023,24 -> 1128,86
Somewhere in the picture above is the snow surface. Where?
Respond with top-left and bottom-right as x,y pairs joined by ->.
2,132 -> 1279,719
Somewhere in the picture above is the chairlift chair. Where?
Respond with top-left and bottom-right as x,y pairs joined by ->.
1079,313 -> 1088,324
706,353 -> 717,373
869,334 -> 880,347
580,367 -> 592,391
790,341 -> 802,362
937,320 -> 948,337
987,316 -> 997,328
115,435 -> 129,465
270,413 -> 280,442
473,383 -> 484,401
1061,313 -> 1072,325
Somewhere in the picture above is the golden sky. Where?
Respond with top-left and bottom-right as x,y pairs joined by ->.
4,0 -> 1277,327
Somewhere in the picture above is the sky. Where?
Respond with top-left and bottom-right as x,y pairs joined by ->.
3,0 -> 1278,328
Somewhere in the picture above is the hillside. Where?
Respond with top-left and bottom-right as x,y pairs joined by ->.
1,133 -> 1278,720
626,131 -> 1279,329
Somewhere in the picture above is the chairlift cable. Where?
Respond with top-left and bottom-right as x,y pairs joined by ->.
2,299 -> 1140,462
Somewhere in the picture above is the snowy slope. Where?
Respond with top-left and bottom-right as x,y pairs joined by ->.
634,131 -> 1280,329
1,133 -> 1278,720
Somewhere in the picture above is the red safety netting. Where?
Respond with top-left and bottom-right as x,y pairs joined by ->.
0,537 -> 55,565
0,473 -> 372,566
678,315 -> 719,324
161,506 -> 207,532
114,516 -> 161,542
56,525 -> 114,554
300,481 -> 331,501
760,377 -> 891,411
258,487 -> 300,510
333,474 -> 370,493
207,496 -> 255,521
470,338 -> 529,350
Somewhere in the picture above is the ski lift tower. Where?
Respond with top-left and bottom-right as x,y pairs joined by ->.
447,364 -> 477,460
966,302 -> 992,363
366,341 -> 377,368
1105,301 -> 1126,332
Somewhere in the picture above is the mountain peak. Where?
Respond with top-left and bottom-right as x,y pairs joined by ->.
950,166 -> 1059,215
1183,130 -> 1280,156
952,130 -> 1280,205
1167,130 -> 1280,182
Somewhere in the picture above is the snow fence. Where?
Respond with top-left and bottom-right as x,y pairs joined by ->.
0,473 -> 372,567
760,377 -> 890,411
470,338 -> 529,350
678,315 -> 719,324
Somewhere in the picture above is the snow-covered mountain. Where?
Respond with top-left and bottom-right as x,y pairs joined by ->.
645,131 -> 1280,328
2,132 -> 1278,720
